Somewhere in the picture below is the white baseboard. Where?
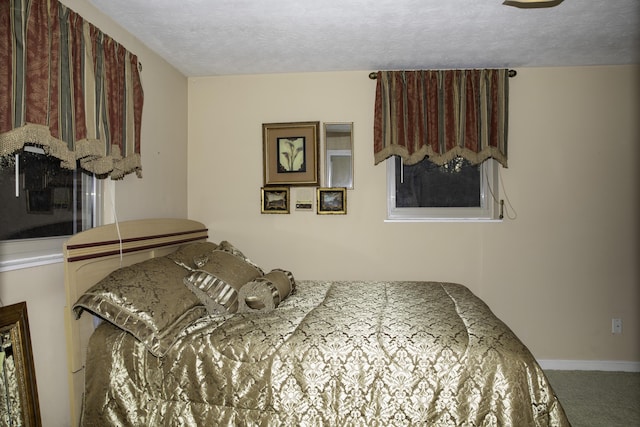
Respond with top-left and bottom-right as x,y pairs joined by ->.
538,359 -> 640,372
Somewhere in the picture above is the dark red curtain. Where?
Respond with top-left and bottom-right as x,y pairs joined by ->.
0,0 -> 144,179
374,69 -> 508,167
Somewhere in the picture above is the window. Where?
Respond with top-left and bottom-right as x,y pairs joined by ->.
0,148 -> 101,271
386,156 -> 501,222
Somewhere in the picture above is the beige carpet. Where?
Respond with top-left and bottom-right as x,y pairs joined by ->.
544,370 -> 640,427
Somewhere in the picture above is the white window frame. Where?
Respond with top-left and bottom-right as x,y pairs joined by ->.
0,172 -> 102,272
385,157 -> 502,222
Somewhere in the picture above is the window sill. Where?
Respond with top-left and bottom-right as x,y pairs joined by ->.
384,218 -> 503,223
1,235 -> 71,272
0,236 -> 68,273
0,252 -> 63,272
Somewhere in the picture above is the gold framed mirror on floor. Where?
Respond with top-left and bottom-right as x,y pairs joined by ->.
0,302 -> 41,426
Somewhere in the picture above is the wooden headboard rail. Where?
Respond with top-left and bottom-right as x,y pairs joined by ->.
63,218 -> 208,426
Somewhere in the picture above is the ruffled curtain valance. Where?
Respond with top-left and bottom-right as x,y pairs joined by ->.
0,0 -> 143,179
373,69 -> 508,168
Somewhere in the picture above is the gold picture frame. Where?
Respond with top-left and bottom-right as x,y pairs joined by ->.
261,187 -> 290,214
263,121 -> 320,186
0,302 -> 41,426
317,187 -> 347,215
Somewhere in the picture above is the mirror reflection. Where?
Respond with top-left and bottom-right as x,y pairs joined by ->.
0,327 -> 22,425
324,123 -> 353,189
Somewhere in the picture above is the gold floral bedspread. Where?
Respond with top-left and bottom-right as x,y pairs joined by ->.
82,281 -> 570,426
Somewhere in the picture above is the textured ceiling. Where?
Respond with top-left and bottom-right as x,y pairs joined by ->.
87,0 -> 640,77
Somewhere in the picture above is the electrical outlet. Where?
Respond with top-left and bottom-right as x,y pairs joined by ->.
612,318 -> 623,334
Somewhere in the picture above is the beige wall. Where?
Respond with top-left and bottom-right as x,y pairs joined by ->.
1,3 -> 637,424
0,0 -> 189,425
188,66 -> 639,365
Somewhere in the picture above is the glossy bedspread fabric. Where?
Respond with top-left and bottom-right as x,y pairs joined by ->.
82,281 -> 570,426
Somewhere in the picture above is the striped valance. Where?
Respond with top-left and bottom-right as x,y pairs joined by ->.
0,0 -> 143,179
373,69 -> 508,168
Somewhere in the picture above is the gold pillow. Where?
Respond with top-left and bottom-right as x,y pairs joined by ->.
166,241 -> 219,270
183,248 -> 263,314
217,240 -> 264,274
238,269 -> 296,312
73,256 -> 207,357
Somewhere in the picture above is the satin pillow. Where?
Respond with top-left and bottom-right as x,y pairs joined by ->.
166,241 -> 219,270
183,247 -> 264,314
73,256 -> 207,357
238,269 -> 297,312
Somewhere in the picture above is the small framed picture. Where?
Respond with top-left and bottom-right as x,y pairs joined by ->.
261,187 -> 290,214
262,122 -> 320,186
317,187 -> 347,215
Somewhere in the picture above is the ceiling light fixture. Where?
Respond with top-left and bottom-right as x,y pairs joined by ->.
503,0 -> 564,8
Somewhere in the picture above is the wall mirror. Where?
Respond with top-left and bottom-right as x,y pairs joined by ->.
0,302 -> 41,426
324,122 -> 353,189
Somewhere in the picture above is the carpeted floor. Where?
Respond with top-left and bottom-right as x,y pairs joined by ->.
544,370 -> 640,427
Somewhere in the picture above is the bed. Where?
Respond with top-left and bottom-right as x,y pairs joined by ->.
63,218 -> 570,426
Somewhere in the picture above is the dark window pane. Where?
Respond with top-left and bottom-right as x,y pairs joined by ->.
395,156 -> 481,208
0,151 -> 92,241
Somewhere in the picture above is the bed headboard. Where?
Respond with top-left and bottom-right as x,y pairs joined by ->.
63,218 -> 208,426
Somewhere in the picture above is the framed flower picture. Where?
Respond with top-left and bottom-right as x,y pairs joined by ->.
262,122 -> 320,186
